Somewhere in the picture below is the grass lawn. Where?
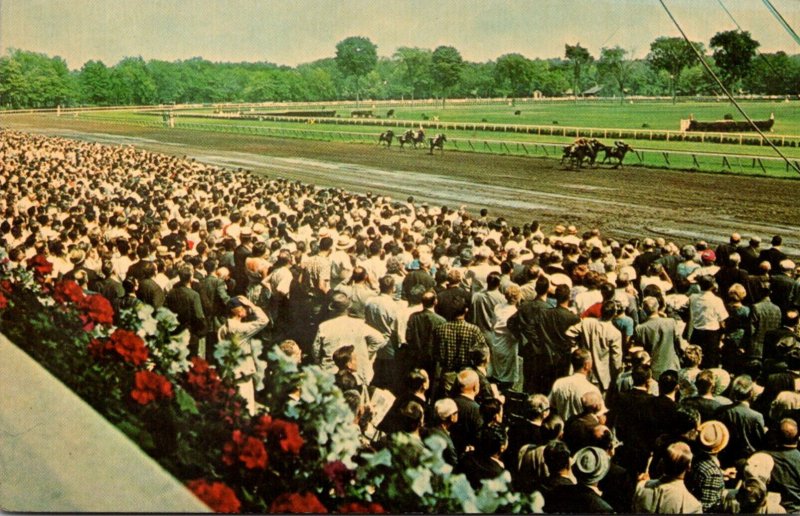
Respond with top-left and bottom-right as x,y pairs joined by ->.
74,108 -> 800,158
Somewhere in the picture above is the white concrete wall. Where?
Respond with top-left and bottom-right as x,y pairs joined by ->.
0,334 -> 210,513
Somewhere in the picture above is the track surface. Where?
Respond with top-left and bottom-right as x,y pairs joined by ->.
4,117 -> 799,255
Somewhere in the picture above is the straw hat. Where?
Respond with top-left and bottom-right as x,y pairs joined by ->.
697,421 -> 730,454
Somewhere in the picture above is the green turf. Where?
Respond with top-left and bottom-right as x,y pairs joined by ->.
74,109 -> 800,160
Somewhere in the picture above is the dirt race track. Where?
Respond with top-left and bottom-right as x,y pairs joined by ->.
4,116 -> 800,256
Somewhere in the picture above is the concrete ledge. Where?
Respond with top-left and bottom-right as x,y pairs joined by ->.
0,333 -> 210,513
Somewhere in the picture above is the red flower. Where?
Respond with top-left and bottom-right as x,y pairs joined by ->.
270,418 -> 305,455
239,434 -> 269,469
337,502 -> 386,514
110,328 -> 148,365
222,429 -> 268,470
0,279 -> 12,294
131,370 -> 173,405
26,254 -> 53,278
53,279 -> 85,305
186,479 -> 241,513
269,492 -> 328,514
79,294 -> 114,325
323,461 -> 354,497
252,414 -> 273,439
185,357 -> 223,400
87,337 -> 114,359
0,292 -> 7,310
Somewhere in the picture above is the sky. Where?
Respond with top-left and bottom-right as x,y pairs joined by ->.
0,0 -> 798,70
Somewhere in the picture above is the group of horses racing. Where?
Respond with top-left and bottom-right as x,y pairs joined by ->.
378,128 -> 447,154
561,138 -> 634,169
378,129 -> 631,167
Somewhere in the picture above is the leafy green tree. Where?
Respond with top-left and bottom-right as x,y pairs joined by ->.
0,54 -> 26,108
297,63 -> 337,101
4,49 -> 76,108
564,43 -> 593,96
146,60 -> 185,104
709,30 -> 760,92
335,36 -> 378,104
529,59 -> 570,97
647,36 -> 704,103
79,60 -> 113,105
458,61 -> 495,98
109,56 -> 157,105
393,47 -> 433,100
596,47 -> 634,101
431,45 -> 463,107
744,52 -> 799,95
493,53 -> 534,98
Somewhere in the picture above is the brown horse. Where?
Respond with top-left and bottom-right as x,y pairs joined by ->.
429,134 -> 447,155
378,130 -> 394,148
601,141 -> 633,168
398,128 -> 425,149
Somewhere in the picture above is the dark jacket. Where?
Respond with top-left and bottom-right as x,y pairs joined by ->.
164,284 -> 206,337
544,482 -> 614,514
456,452 -> 506,490
137,277 -> 165,308
450,395 -> 483,457
714,402 -> 765,468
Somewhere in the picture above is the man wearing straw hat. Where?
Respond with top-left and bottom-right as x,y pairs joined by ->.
686,420 -> 730,512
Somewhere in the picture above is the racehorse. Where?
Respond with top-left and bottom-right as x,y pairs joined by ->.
562,138 -> 604,168
429,134 -> 447,155
378,130 -> 394,148
398,128 -> 426,149
600,141 -> 633,168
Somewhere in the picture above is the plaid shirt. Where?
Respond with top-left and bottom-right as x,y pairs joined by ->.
750,299 -> 782,359
687,453 -> 725,512
433,319 -> 487,373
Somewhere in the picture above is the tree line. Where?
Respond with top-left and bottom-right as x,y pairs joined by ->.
0,31 -> 798,109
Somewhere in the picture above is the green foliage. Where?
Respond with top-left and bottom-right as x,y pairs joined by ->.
597,46 -> 633,99
0,32 -> 796,110
647,36 -> 705,102
0,49 -> 77,108
335,36 -> 378,102
494,53 -> 534,98
393,47 -> 433,99
431,46 -> 464,106
710,30 -> 760,91
565,43 -> 594,94
744,52 -> 800,95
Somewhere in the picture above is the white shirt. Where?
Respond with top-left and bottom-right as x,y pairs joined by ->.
549,373 -> 602,422
689,290 -> 728,331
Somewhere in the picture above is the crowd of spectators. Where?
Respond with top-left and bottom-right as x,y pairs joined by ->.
2,128 -> 800,513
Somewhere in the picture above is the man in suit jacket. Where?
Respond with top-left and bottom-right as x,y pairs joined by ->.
197,260 -> 231,362
738,236 -> 762,275
763,310 -> 799,367
634,296 -> 682,378
715,374 -> 765,468
165,265 -> 206,356
136,261 -> 165,308
449,369 -> 484,457
771,260 -> 796,313
563,391 -> 607,452
566,301 -> 623,394
544,446 -> 613,514
759,235 -> 788,273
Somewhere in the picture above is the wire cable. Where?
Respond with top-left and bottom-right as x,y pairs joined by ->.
762,0 -> 800,47
658,0 -> 800,175
716,0 -> 782,77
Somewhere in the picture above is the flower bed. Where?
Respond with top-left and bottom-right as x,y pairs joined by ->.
0,263 -> 539,513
